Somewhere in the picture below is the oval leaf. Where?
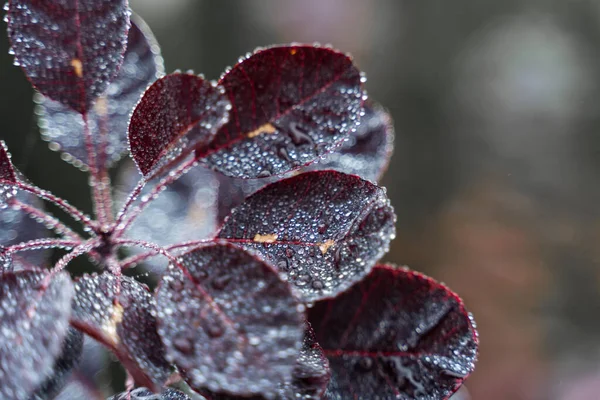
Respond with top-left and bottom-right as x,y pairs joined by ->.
6,0 -> 130,114
71,273 -> 171,390
36,15 -> 164,170
308,265 -> 479,400
0,270 -> 74,400
128,73 -> 230,177
0,140 -> 17,207
30,327 -> 84,400
108,387 -> 193,400
217,170 -> 396,302
196,45 -> 364,178
155,243 -> 304,397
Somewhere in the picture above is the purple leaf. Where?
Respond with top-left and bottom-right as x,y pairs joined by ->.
217,170 -> 396,302
0,270 -> 74,399
30,327 -> 84,400
35,15 -> 164,170
128,73 -> 230,177
108,387 -> 193,400
196,45 -> 365,178
205,324 -> 331,400
308,265 -> 479,400
0,140 -> 17,206
70,273 -> 171,390
155,243 -> 304,397
6,0 -> 130,114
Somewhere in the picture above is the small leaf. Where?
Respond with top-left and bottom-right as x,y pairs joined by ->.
30,327 -> 84,400
0,270 -> 74,400
308,265 -> 479,400
36,15 -> 164,170
0,140 -> 17,206
128,73 -> 230,177
6,0 -> 130,114
218,170 -> 396,302
155,243 -> 304,397
71,273 -> 171,390
107,387 -> 193,400
197,45 -> 364,178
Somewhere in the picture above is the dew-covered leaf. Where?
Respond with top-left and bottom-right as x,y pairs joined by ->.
196,45 -> 364,178
6,0 -> 130,114
0,270 -> 74,400
0,140 -> 17,206
108,387 -> 193,400
128,73 -> 230,176
155,243 -> 304,397
308,265 -> 479,400
35,15 -> 164,170
71,273 -> 171,390
30,327 -> 84,400
217,170 -> 396,302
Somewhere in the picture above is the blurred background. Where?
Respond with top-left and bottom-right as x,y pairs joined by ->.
3,0 -> 600,399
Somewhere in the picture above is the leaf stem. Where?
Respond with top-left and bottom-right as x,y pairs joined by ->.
119,238 -> 214,269
82,112 -> 109,225
10,198 -> 81,240
7,238 -> 82,254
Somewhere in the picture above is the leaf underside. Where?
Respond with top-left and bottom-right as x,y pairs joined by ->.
7,0 -> 130,114
308,265 -> 479,400
155,243 -> 304,397
36,14 -> 164,170
197,45 -> 364,179
0,270 -> 74,400
218,170 -> 396,302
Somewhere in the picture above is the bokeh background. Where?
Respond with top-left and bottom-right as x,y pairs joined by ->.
3,1 -> 600,399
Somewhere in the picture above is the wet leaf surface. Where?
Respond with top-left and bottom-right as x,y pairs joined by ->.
7,0 -> 130,114
30,327 -> 84,400
218,170 -> 396,302
0,140 -> 17,207
108,387 -> 193,400
308,265 -> 479,400
155,243 -> 304,397
71,273 -> 171,390
197,45 -> 364,178
0,270 -> 74,400
128,73 -> 230,176
36,15 -> 164,170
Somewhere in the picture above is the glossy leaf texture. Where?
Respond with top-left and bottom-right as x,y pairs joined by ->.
196,45 -> 365,178
128,73 -> 230,177
35,15 -> 164,170
0,270 -> 74,400
218,170 -> 396,302
108,387 -> 193,400
205,324 -> 330,400
308,265 -> 479,400
0,140 -> 17,206
30,327 -> 84,400
6,0 -> 130,114
155,243 -> 304,397
70,273 -> 171,390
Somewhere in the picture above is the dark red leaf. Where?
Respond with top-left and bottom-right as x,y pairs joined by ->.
30,327 -> 84,400
0,140 -> 17,206
70,273 -> 171,390
36,15 -> 164,170
217,170 -> 396,302
0,270 -> 74,399
155,243 -> 304,397
204,324 -> 331,400
196,45 -> 365,178
6,0 -> 130,114
108,387 -> 193,400
308,265 -> 479,400
128,73 -> 230,176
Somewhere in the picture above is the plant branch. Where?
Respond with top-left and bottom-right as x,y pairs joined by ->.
82,112 -> 109,226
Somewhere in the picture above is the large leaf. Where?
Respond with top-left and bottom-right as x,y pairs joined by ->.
196,45 -> 365,178
30,327 -> 84,400
70,273 -> 171,390
0,270 -> 74,400
108,387 -> 192,400
218,170 -> 396,302
35,15 -> 164,170
128,73 -> 230,177
6,0 -> 130,114
155,243 -> 304,397
0,140 -> 17,207
308,265 -> 479,400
